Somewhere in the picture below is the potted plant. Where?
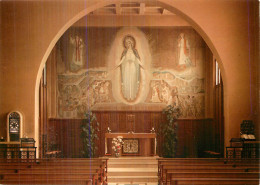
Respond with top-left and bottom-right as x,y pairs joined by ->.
112,136 -> 124,157
80,111 -> 99,158
159,104 -> 180,158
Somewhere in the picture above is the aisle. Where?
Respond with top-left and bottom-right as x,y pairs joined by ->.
107,156 -> 159,185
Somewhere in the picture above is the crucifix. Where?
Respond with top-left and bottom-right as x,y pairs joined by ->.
127,114 -> 135,133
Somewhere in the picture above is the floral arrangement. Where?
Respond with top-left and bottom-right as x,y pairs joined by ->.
112,136 -> 124,156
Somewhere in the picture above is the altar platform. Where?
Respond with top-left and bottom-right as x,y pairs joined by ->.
106,156 -> 159,185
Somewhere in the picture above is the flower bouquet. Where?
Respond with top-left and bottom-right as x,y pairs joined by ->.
112,136 -> 124,157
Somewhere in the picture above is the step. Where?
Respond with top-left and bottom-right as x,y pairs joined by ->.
108,164 -> 157,168
108,161 -> 158,165
108,176 -> 158,183
108,183 -> 158,185
108,172 -> 158,176
107,157 -> 159,185
108,168 -> 157,172
107,157 -> 159,160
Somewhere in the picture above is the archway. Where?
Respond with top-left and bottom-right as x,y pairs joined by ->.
34,0 -> 226,157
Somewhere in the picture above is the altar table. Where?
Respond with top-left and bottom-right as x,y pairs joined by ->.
105,133 -> 157,156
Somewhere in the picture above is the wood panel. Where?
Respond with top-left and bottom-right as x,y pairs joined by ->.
215,78 -> 224,156
47,119 -> 84,158
47,112 -> 216,158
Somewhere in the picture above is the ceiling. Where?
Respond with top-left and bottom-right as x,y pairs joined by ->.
73,2 -> 191,27
89,2 -> 175,15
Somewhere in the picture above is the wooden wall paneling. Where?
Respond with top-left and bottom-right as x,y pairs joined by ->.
109,112 -> 117,155
143,112 -> 152,133
95,113 -> 101,156
215,84 -> 220,153
71,123 -> 77,157
47,120 -> 54,153
143,112 -> 149,132
117,112 -> 124,132
47,115 -> 216,158
176,120 -> 184,157
67,121 -> 73,157
100,113 -> 110,156
183,120 -> 192,157
200,119 -> 208,154
193,119 -> 199,157
66,121 -> 72,158
66,121 -> 71,157
155,112 -> 165,157
214,78 -> 224,156
220,80 -> 224,156
134,113 -> 143,133
151,112 -> 159,129
68,121 -> 74,157
192,120 -> 200,157
204,119 -> 214,152
121,113 -> 129,132
78,119 -> 84,157
199,119 -> 206,157
61,121 -> 68,158
109,112 -> 118,132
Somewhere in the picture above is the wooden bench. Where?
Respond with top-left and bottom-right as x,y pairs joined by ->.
166,171 -> 259,183
0,158 -> 108,185
158,158 -> 259,185
0,160 -> 108,182
168,178 -> 260,185
0,178 -> 93,184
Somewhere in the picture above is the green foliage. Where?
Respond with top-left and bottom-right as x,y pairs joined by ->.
159,104 -> 180,158
80,111 -> 99,158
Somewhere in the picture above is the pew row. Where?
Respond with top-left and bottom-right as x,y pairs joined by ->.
0,158 -> 108,185
158,158 -> 259,185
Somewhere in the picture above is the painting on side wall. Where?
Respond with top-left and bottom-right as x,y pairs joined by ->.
56,27 -> 206,119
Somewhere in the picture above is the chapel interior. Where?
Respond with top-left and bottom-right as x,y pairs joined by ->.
0,0 -> 259,184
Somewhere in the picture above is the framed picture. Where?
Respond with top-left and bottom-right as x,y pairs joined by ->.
122,139 -> 139,154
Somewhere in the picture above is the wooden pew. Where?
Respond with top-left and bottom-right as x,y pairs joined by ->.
0,173 -> 95,185
158,158 -> 258,175
0,162 -> 107,183
167,171 -> 259,184
165,166 -> 259,172
35,158 -> 108,183
159,163 -> 259,178
158,158 -> 259,185
0,178 -> 93,185
168,178 -> 260,185
0,158 -> 108,185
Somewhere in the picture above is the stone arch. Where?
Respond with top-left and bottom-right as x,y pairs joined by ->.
34,0 -> 228,155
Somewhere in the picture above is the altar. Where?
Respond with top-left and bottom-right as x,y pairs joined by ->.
105,133 -> 157,156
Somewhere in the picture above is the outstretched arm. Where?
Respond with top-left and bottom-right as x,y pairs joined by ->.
114,49 -> 127,70
134,49 -> 144,69
114,56 -> 125,70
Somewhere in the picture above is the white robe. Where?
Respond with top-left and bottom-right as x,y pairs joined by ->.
120,48 -> 141,101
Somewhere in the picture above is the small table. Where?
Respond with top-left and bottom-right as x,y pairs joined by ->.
226,140 -> 260,158
105,133 -> 157,156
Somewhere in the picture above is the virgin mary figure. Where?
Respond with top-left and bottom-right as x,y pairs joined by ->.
115,35 -> 143,102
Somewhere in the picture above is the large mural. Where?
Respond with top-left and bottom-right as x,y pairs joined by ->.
56,27 -> 206,118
